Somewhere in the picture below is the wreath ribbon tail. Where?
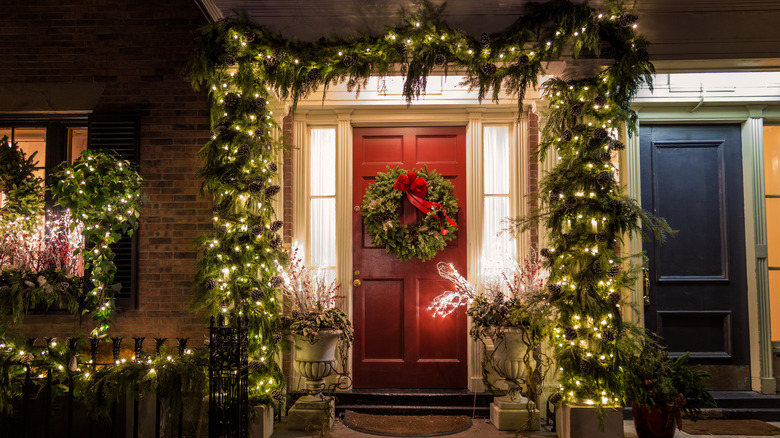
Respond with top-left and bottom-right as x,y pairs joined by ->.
407,193 -> 457,235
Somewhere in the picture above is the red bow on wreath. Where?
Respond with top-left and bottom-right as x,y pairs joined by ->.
393,172 -> 458,235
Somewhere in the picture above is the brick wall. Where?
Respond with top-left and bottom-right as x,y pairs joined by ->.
0,0 -> 213,344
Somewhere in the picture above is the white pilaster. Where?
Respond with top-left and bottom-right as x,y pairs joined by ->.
625,124 -> 644,327
466,109 -> 484,392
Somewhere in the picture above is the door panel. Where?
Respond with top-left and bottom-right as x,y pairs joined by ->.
640,125 -> 749,387
353,126 -> 467,388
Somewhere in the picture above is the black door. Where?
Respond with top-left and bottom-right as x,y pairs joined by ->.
640,124 -> 750,389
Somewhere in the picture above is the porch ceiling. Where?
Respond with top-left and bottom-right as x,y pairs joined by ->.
197,0 -> 780,72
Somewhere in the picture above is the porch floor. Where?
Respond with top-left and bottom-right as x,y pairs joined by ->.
271,419 -> 780,437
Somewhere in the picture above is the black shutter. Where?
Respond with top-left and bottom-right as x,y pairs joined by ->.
88,114 -> 140,310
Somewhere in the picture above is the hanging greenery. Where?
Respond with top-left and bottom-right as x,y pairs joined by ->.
361,166 -> 458,262
50,150 -> 146,336
187,0 -> 659,411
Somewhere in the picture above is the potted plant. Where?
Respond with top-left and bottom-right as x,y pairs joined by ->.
279,246 -> 352,430
430,250 -> 552,430
623,338 -> 715,438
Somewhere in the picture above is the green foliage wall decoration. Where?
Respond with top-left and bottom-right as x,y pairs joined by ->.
50,150 -> 146,336
188,0 -> 659,409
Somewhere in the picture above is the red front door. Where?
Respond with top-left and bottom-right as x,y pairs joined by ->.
352,126 -> 468,388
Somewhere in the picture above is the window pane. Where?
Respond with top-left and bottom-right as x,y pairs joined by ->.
13,128 -> 47,184
484,126 -> 509,195
69,128 -> 88,163
311,128 -> 336,196
765,126 -> 780,195
771,270 -> 780,341
310,198 -> 336,268
768,199 -> 780,267
481,196 -> 515,266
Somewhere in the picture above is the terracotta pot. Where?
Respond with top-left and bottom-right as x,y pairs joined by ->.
631,402 -> 678,438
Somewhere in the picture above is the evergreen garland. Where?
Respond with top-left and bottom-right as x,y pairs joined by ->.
361,166 -> 458,262
187,0 -> 663,411
50,150 -> 145,336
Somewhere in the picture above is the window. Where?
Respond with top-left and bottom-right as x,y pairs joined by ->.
309,128 -> 337,281
0,115 -> 139,309
482,126 -> 516,272
765,125 -> 780,341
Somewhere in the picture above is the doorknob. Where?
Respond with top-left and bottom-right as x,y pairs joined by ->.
353,279 -> 362,288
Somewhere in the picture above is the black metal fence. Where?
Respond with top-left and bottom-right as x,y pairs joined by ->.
0,337 -> 206,438
208,316 -> 248,438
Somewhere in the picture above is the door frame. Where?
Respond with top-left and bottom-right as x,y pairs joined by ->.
626,104 -> 777,394
291,103 -> 531,391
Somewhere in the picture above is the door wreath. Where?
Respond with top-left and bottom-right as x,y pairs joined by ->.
361,166 -> 458,262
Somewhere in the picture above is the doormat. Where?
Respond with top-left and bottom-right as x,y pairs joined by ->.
682,419 -> 780,435
343,411 -> 472,437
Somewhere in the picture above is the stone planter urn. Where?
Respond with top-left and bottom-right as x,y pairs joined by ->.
287,329 -> 342,430
489,327 -> 541,431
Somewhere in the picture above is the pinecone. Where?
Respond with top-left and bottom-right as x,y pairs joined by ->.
206,278 -> 218,290
374,210 -> 392,223
635,47 -> 649,62
408,229 -> 419,244
607,291 -> 621,305
579,358 -> 592,374
596,171 -> 612,186
267,162 -> 278,173
343,53 -> 358,67
248,180 -> 265,194
237,144 -> 250,156
480,33 -> 491,47
273,333 -> 282,344
594,96 -> 607,107
224,93 -> 238,107
243,31 -> 255,42
270,276 -> 284,287
252,224 -> 264,237
592,259 -> 602,273
249,360 -> 267,373
600,46 -> 616,59
608,199 -> 623,211
480,62 -> 497,77
58,282 -> 70,292
540,248 -> 553,259
270,220 -> 283,232
561,130 -> 573,142
548,392 -> 563,405
218,224 -> 228,234
612,140 -> 626,151
549,188 -> 561,203
263,55 -> 279,68
219,175 -> 234,184
547,283 -> 563,298
571,103 -> 583,116
434,53 -> 446,67
20,352 -> 34,365
564,196 -> 578,210
593,127 -> 608,139
602,329 -> 616,342
251,288 -> 265,301
397,43 -> 407,57
271,389 -> 284,402
595,232 -> 608,243
600,151 -> 612,163
305,68 -> 320,84
256,127 -> 266,137
225,54 -> 237,66
212,204 -> 222,214
517,54 -> 530,67
608,264 -> 621,277
265,185 -> 281,197
563,327 -> 577,341
618,14 -> 639,27
215,124 -> 227,133
269,235 -> 282,250
255,98 -> 267,109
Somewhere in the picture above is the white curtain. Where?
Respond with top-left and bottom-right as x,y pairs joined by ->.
482,126 -> 516,268
310,128 -> 337,268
